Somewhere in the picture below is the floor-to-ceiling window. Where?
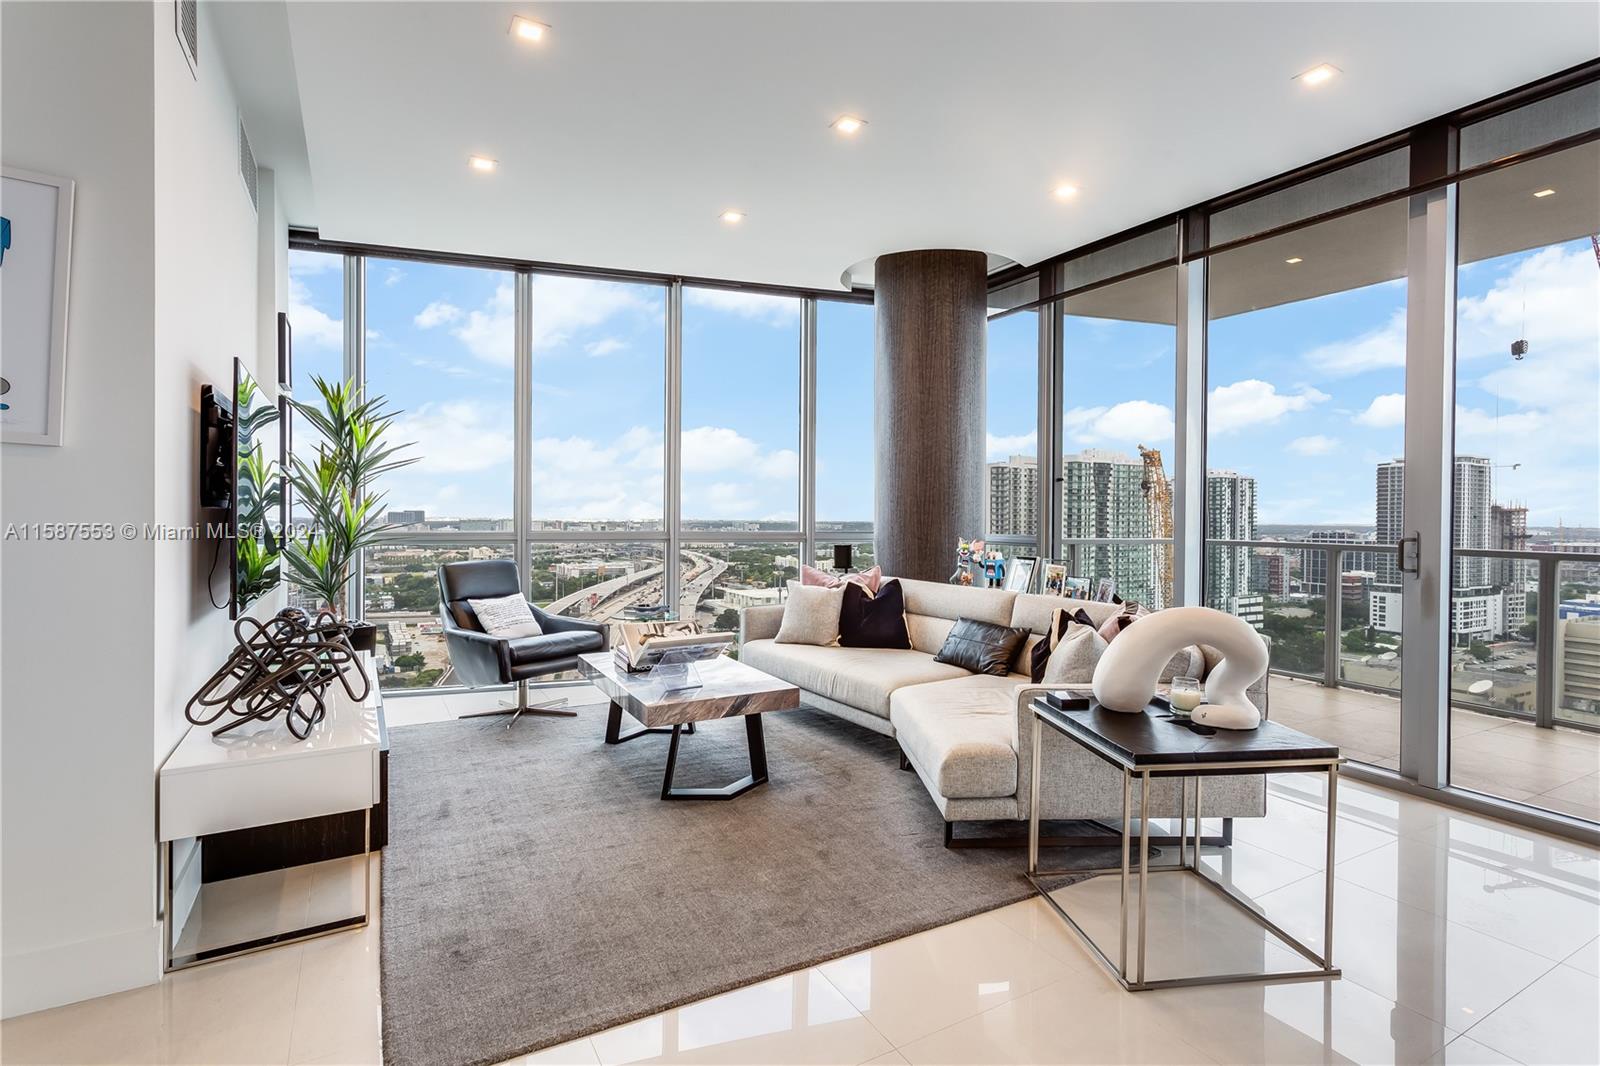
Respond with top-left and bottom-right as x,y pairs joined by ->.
679,287 -> 802,627
984,308 -> 1040,578
361,258 -> 516,689
814,299 -> 875,573
1060,267 -> 1177,608
1449,138 -> 1600,818
1206,200 -> 1410,767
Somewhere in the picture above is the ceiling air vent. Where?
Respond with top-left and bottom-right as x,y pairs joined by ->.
175,0 -> 198,77
238,116 -> 258,213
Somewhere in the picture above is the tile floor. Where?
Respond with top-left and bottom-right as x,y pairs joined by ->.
1271,677 -> 1600,824
5,690 -> 1599,1066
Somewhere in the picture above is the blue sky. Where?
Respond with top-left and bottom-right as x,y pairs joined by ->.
290,235 -> 1597,532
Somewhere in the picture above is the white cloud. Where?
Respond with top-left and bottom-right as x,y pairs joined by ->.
986,431 -> 1037,462
533,275 -> 659,351
452,283 -> 515,364
530,426 -> 664,522
1454,405 -> 1548,448
287,274 -> 342,350
584,337 -> 627,357
1303,308 -> 1406,377
1288,434 -> 1338,456
1353,393 -> 1405,428
383,266 -> 405,287
414,300 -> 463,328
1062,400 -> 1173,448
1457,245 -> 1600,364
391,400 -> 513,474
1208,380 -> 1328,434
684,287 -> 799,327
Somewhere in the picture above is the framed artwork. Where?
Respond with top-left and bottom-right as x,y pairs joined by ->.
1041,562 -> 1069,597
1093,577 -> 1118,603
1065,576 -> 1091,598
277,312 -> 293,391
1,167 -> 75,446
1003,555 -> 1037,594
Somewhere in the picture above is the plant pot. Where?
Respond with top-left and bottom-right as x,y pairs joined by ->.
347,621 -> 378,653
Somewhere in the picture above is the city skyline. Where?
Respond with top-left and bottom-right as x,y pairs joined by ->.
291,236 -> 1596,534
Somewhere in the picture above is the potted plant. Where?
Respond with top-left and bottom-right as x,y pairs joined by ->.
284,376 -> 416,652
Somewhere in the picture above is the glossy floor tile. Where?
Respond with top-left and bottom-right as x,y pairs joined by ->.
3,776 -> 1596,1066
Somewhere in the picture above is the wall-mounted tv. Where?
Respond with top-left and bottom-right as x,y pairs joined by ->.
199,359 -> 283,617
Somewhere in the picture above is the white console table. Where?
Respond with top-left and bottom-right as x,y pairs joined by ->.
158,659 -> 385,970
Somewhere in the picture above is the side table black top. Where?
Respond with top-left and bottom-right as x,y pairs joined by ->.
1034,698 -> 1340,769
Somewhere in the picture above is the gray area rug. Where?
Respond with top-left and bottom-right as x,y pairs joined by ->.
380,705 -> 1108,1066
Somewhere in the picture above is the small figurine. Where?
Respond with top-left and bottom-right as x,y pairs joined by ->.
984,549 -> 1007,588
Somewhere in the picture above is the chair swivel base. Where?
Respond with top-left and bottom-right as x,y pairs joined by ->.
461,682 -> 578,727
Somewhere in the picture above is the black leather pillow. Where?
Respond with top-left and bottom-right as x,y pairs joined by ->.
1028,607 -> 1099,682
839,579 -> 911,649
935,617 -> 1030,676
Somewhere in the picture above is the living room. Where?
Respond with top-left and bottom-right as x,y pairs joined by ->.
2,3 -> 1598,1065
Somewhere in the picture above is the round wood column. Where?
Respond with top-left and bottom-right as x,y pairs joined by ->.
873,249 -> 988,582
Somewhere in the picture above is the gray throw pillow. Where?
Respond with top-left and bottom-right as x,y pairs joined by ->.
467,593 -> 543,638
1041,621 -> 1108,686
1159,645 -> 1206,683
775,582 -> 844,646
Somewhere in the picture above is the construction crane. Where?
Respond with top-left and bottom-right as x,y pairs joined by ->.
1138,445 -> 1174,608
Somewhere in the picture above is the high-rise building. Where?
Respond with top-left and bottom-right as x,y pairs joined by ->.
386,508 -> 426,527
986,455 -> 1038,537
1251,551 -> 1290,597
1205,470 -> 1257,624
1454,456 -> 1493,590
1061,449 -> 1163,608
1302,529 -> 1375,596
1375,460 -> 1406,587
1372,455 -> 1521,643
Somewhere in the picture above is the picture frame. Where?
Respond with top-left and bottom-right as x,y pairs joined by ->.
1041,562 -> 1069,597
1003,555 -> 1037,594
1065,576 -> 1091,598
1,166 -> 75,446
277,311 -> 293,391
1092,576 -> 1118,603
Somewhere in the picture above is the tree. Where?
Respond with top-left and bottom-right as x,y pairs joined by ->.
1519,618 -> 1537,641
714,608 -> 740,633
392,652 -> 425,672
1467,640 -> 1492,662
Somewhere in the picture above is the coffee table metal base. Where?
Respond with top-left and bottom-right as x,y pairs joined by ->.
660,713 -> 767,801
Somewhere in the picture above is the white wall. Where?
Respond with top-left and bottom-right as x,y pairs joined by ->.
0,1 -> 284,1018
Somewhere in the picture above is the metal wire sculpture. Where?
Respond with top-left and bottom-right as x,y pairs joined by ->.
187,607 -> 371,740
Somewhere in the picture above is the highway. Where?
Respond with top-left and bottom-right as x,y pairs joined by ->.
540,550 -> 727,624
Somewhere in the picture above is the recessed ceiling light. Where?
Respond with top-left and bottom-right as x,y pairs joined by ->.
468,155 -> 498,172
719,209 -> 745,224
1052,183 -> 1079,200
1295,63 -> 1340,87
830,115 -> 867,135
1285,256 -> 1303,264
1533,188 -> 1556,198
509,16 -> 548,42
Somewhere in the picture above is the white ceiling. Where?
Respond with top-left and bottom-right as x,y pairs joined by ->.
227,2 -> 1600,292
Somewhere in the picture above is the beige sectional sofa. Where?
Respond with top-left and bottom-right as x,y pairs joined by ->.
739,577 -> 1268,845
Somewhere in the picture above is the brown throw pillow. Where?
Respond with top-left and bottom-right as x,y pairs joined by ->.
934,617 -> 1030,676
839,579 -> 911,649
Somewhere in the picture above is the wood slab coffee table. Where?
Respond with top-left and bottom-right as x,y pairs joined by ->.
577,651 -> 800,800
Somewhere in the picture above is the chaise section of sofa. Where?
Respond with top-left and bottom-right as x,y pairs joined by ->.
739,578 -> 1270,840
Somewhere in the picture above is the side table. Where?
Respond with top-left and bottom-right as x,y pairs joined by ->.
1026,697 -> 1342,991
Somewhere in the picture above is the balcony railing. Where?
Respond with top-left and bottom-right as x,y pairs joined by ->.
1208,539 -> 1600,735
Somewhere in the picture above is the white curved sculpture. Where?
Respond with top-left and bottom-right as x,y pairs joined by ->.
1090,606 -> 1268,730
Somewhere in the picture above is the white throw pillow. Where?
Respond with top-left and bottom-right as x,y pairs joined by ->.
468,593 -> 544,638
775,582 -> 844,646
1041,621 -> 1108,686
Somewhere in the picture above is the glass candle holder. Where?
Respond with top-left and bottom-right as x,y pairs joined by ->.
1169,676 -> 1204,717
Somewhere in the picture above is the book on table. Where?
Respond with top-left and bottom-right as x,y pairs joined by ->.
612,621 -> 735,673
